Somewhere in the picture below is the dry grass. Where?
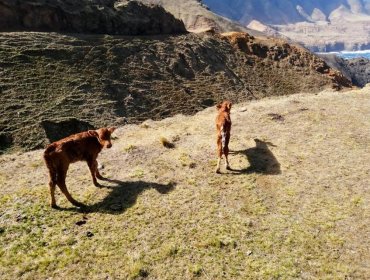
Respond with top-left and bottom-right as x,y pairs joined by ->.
159,137 -> 175,149
0,88 -> 369,279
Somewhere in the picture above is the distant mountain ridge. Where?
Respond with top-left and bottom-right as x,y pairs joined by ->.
203,0 -> 370,51
203,0 -> 370,25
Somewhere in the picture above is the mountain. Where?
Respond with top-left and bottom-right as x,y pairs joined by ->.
203,0 -> 370,51
133,0 -> 259,34
203,0 -> 370,25
0,0 -> 186,35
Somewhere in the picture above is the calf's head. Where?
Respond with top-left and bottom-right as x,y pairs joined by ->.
96,127 -> 116,148
216,101 -> 232,113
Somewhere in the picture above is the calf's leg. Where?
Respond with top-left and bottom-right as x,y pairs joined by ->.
57,165 -> 85,207
45,158 -> 58,208
216,133 -> 222,173
87,159 -> 102,187
224,132 -> 231,170
49,178 -> 57,208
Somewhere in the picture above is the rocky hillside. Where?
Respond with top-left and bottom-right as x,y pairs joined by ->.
203,0 -> 370,51
134,0 -> 260,34
0,0 -> 186,35
0,30 -> 351,153
319,54 -> 370,87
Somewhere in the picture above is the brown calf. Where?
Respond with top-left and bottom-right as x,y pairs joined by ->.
215,101 -> 232,173
43,127 -> 116,208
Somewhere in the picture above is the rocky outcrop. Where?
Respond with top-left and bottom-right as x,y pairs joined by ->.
134,0 -> 262,35
0,0 -> 186,35
220,32 -> 351,89
319,54 -> 370,87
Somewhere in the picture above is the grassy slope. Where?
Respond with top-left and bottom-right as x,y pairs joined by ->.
0,31 -> 345,152
0,88 -> 369,279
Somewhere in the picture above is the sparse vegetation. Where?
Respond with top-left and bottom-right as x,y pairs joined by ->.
0,30 -> 348,152
124,144 -> 137,153
0,89 -> 369,279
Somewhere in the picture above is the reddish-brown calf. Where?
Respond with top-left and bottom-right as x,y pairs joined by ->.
43,127 -> 116,208
215,101 -> 232,173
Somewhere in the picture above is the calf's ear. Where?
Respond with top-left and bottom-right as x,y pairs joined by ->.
108,127 -> 116,133
227,102 -> 232,110
216,103 -> 222,110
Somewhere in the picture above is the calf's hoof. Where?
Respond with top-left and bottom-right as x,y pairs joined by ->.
73,202 -> 87,209
226,165 -> 232,171
215,168 -> 221,174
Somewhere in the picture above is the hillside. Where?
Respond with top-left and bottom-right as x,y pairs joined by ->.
0,88 -> 369,279
134,0 -> 258,34
0,31 -> 350,153
203,0 -> 370,51
0,0 -> 186,35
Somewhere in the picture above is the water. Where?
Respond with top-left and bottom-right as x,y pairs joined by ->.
333,50 -> 370,60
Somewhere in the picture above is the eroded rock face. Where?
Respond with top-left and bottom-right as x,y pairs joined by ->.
220,32 -> 352,89
319,54 -> 370,87
135,0 -> 259,34
0,0 -> 186,35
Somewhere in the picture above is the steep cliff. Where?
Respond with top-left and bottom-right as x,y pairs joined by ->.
319,54 -> 370,87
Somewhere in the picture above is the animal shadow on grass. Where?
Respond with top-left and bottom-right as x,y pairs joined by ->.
92,179 -> 175,214
230,139 -> 281,175
60,180 -> 175,214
